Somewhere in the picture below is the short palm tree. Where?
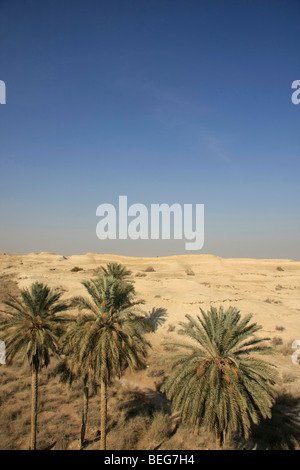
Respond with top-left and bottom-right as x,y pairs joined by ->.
100,262 -> 132,280
0,282 -> 70,450
161,306 -> 278,448
70,275 -> 150,450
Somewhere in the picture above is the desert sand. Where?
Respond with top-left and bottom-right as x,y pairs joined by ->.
1,251 -> 300,379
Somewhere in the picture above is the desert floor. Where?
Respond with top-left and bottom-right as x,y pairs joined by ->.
1,251 -> 300,449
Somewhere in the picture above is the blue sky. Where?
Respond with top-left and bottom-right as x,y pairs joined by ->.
0,0 -> 299,258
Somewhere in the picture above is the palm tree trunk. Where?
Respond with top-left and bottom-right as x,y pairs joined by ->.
215,430 -> 226,449
222,430 -> 226,448
80,377 -> 89,449
100,379 -> 107,450
30,356 -> 39,450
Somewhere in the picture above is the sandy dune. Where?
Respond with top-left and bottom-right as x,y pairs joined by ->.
1,251 -> 300,388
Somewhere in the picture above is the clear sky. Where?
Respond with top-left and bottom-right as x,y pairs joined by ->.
0,0 -> 299,259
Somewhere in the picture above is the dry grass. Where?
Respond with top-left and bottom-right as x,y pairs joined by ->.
1,348 -> 300,450
0,358 -> 81,450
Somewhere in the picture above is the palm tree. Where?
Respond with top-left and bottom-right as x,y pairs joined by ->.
100,262 -> 132,280
70,275 -> 151,450
92,274 -> 140,312
0,282 -> 70,450
161,306 -> 278,448
53,357 -> 97,449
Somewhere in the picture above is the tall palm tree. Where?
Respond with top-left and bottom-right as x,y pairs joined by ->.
91,274 -> 139,312
161,306 -> 278,448
70,275 -> 151,450
0,282 -> 70,450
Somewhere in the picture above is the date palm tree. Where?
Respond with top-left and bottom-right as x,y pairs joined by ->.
70,275 -> 151,450
100,262 -> 132,280
161,306 -> 278,448
0,282 -> 70,450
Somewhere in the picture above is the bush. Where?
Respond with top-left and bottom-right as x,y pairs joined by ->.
108,415 -> 150,450
265,298 -> 281,304
167,324 -> 176,332
139,411 -> 173,449
279,340 -> 294,356
70,266 -> 83,272
271,336 -> 283,347
185,267 -> 195,276
144,266 -> 155,272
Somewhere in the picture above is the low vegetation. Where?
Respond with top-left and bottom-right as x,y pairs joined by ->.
144,266 -> 155,272
185,267 -> 195,276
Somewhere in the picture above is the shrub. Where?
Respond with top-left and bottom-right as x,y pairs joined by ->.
70,266 -> 83,272
271,336 -> 283,347
139,411 -> 173,449
185,267 -> 195,276
279,340 -> 294,356
108,415 -> 150,450
144,266 -> 155,272
167,324 -> 176,332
